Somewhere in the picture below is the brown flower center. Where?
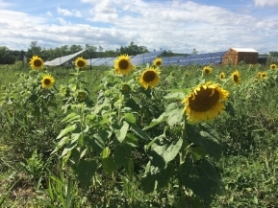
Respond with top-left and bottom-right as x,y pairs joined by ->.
155,61 -> 161,66
189,87 -> 219,112
204,69 -> 210,74
44,79 -> 51,85
143,71 -> 156,82
77,60 -> 85,67
34,59 -> 42,67
119,59 -> 129,70
233,75 -> 239,83
272,65 -> 275,69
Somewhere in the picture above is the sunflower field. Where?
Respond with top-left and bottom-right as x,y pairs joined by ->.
1,57 -> 278,208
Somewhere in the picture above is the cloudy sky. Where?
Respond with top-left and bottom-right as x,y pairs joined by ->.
0,0 -> 277,54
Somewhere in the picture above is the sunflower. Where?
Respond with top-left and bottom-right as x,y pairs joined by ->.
260,72 -> 267,79
75,57 -> 87,69
153,57 -> 163,67
231,70 -> 241,84
114,54 -> 134,75
219,72 -> 226,79
41,74 -> 55,89
29,56 -> 44,70
139,67 -> 160,89
121,83 -> 132,94
203,66 -> 212,75
76,90 -> 88,102
270,64 -> 277,70
181,82 -> 229,122
257,72 -> 262,78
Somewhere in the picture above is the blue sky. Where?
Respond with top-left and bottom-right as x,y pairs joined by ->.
0,0 -> 277,54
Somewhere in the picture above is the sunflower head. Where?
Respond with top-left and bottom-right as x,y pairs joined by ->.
153,57 -> 163,67
41,74 -> 55,89
203,66 -> 212,75
75,57 -> 87,69
260,72 -> 267,79
249,64 -> 253,68
257,72 -> 262,78
270,64 -> 277,70
121,83 -> 132,94
76,90 -> 88,102
219,72 -> 226,79
231,70 -> 241,84
181,82 -> 229,122
139,67 -> 161,89
114,54 -> 134,75
29,56 -> 44,70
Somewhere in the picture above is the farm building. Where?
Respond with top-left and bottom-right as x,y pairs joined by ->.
222,48 -> 258,65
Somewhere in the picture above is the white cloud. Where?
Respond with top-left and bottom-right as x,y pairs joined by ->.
0,0 -> 277,54
254,0 -> 278,7
57,6 -> 82,17
46,11 -> 52,16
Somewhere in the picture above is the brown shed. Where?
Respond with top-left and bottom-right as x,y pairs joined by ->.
222,48 -> 258,65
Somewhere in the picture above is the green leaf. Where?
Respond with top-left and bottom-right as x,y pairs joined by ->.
165,103 -> 183,126
179,158 -> 223,203
164,92 -> 185,100
151,136 -> 183,167
130,124 -> 150,140
186,123 -> 222,160
140,173 -> 157,194
75,159 -> 97,189
140,163 -> 175,194
61,113 -> 80,123
57,124 -> 76,139
113,121 -> 129,143
114,144 -> 132,167
124,113 -> 136,124
143,113 -> 167,130
189,146 -> 207,161
52,136 -> 70,154
125,133 -> 139,147
102,147 -> 110,158
102,157 -> 117,175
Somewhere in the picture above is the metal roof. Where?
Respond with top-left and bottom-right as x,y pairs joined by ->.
230,48 -> 258,53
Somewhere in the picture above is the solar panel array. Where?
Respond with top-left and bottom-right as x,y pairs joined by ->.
162,56 -> 187,66
178,51 -> 227,66
86,51 -> 165,66
44,50 -> 227,67
44,49 -> 87,66
130,50 -> 166,65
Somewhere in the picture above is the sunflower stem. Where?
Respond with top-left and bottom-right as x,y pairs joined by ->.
180,115 -> 189,164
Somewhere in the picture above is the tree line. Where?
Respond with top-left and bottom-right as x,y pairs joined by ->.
0,41 -> 162,65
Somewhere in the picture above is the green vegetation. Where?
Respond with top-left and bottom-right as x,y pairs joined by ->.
1,61 -> 278,208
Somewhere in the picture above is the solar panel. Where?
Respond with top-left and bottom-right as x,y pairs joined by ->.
44,49 -> 87,66
179,51 -> 227,66
131,50 -> 165,65
92,57 -> 115,66
162,56 -> 186,66
87,58 -> 101,66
